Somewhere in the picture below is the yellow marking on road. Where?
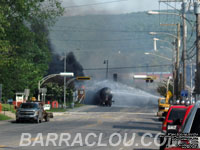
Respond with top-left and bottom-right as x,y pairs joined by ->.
125,139 -> 133,145
31,137 -> 37,142
83,120 -> 103,128
30,136 -> 46,142
101,114 -> 113,118
0,145 -> 6,148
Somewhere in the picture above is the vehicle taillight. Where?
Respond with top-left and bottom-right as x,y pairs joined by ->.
162,121 -> 167,131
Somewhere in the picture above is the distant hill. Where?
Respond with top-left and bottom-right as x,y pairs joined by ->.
48,11 -> 195,81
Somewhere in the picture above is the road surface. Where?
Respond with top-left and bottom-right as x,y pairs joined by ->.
0,105 -> 161,150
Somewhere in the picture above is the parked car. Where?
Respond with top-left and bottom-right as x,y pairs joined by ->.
164,101 -> 200,150
167,105 -> 194,133
162,105 -> 189,133
160,105 -> 194,150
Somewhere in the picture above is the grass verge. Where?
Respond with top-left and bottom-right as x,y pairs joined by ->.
2,104 -> 16,113
0,114 -> 12,121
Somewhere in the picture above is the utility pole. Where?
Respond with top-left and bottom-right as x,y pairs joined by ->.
190,61 -> 193,100
64,52 -> 67,108
175,23 -> 181,99
182,0 -> 187,90
194,1 -> 200,100
159,23 -> 180,99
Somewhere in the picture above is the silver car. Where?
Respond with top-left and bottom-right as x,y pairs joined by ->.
16,102 -> 43,123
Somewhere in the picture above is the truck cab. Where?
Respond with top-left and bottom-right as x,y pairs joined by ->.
16,102 -> 50,123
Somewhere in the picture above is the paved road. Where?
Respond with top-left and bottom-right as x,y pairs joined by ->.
0,105 -> 161,150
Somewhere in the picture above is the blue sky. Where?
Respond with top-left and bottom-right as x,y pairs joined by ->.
62,0 -> 175,16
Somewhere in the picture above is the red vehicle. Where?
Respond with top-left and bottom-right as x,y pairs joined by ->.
162,105 -> 194,133
160,105 -> 194,150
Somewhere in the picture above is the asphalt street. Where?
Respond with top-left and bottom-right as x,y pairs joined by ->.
0,105 -> 162,150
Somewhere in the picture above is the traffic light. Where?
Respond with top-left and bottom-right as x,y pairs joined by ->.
76,76 -> 91,80
146,78 -> 154,83
133,75 -> 156,83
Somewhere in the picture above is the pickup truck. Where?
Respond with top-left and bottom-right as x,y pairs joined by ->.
16,102 -> 53,123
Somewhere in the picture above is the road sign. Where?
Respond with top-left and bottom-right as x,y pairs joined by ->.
181,90 -> 188,97
76,76 -> 91,80
40,88 -> 47,94
7,99 -> 13,104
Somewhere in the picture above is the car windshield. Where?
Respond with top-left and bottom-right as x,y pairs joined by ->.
168,108 -> 187,121
160,99 -> 165,104
20,103 -> 38,109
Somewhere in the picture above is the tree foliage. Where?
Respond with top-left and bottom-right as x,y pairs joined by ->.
157,80 -> 173,97
0,0 -> 64,99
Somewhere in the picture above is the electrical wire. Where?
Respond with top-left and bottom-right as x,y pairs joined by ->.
50,26 -> 175,33
63,0 -> 128,9
49,38 -> 152,42
163,2 -> 182,13
84,64 -> 172,71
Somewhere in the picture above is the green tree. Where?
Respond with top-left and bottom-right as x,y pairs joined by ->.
0,0 -> 64,99
157,80 -> 173,97
44,82 -> 63,103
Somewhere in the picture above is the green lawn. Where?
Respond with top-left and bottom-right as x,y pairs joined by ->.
0,114 -> 12,121
2,104 -> 16,113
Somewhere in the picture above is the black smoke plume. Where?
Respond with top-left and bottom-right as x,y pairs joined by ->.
65,52 -> 84,76
48,52 -> 84,77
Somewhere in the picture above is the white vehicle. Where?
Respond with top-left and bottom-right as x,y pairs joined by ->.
43,104 -> 51,111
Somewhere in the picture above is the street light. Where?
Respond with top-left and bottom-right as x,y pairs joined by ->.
153,38 -> 175,48
160,46 -> 173,52
60,72 -> 74,77
149,32 -> 179,44
150,23 -> 181,99
38,72 -> 74,106
148,9 -> 190,90
144,52 -> 172,61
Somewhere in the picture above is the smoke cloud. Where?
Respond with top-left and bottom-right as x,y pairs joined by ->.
48,52 -> 84,77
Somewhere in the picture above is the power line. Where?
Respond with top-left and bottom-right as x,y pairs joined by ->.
84,64 -> 172,71
49,38 -> 152,42
63,0 -> 128,9
50,26 -> 175,33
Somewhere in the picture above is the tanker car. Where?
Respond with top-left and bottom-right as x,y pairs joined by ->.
99,87 -> 113,107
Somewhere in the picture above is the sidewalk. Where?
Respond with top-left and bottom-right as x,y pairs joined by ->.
0,111 -> 15,119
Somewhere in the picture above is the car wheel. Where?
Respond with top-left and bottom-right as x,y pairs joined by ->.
16,119 -> 20,123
